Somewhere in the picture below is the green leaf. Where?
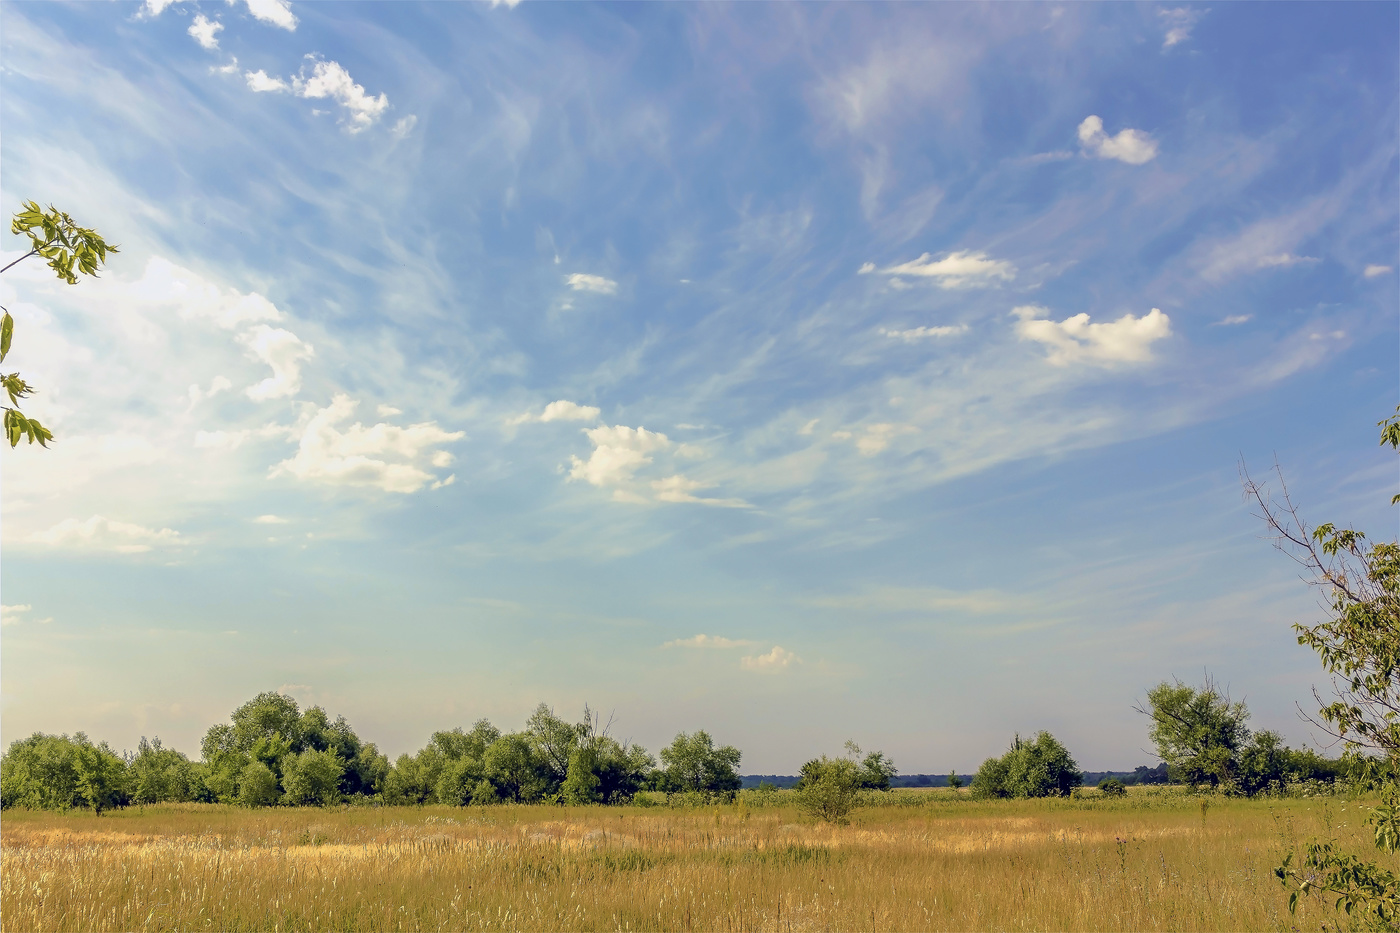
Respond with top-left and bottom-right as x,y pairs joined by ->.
0,311 -> 11,363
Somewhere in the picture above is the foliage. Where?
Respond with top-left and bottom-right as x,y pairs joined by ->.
129,737 -> 204,805
1098,777 -> 1127,797
282,749 -> 345,806
659,730 -> 742,799
73,742 -> 125,815
237,762 -> 280,808
1247,407 -> 1400,926
971,732 -> 1083,799
2,201 -> 118,447
1,733 -> 100,810
947,770 -> 963,790
1138,676 -> 1251,789
793,756 -> 862,824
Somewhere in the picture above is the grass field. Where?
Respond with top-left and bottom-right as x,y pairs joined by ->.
2,788 -> 1389,932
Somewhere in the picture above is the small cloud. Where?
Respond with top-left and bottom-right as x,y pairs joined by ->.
243,0 -> 297,31
1,604 -> 32,627
187,375 -> 232,409
663,634 -> 756,649
241,325 -> 314,401
741,646 -> 799,672
1257,253 -> 1319,269
294,57 -> 389,133
1018,150 -> 1074,165
31,516 -> 182,554
797,419 -> 819,436
1159,7 -> 1205,49
565,273 -> 619,295
857,262 -> 876,274
377,405 -> 403,416
141,0 -> 176,16
569,424 -> 671,487
1013,304 -> 1171,366
651,474 -> 751,508
391,115 -> 417,139
254,515 -> 288,524
188,15 -> 223,50
1210,314 -> 1252,327
245,70 -> 290,93
212,58 -> 241,75
852,423 -> 914,457
1078,115 -> 1158,165
879,324 -> 968,342
877,251 -> 1015,288
1364,264 -> 1392,278
508,399 -> 601,426
489,0 -> 522,6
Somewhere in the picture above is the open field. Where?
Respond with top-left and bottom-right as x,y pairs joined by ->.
2,789 -> 1390,932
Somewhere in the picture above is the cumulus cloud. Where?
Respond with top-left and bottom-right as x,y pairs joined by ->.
142,0 -> 177,16
565,273 -> 619,295
1013,305 -> 1171,366
245,70 -> 291,93
188,15 -> 223,50
295,57 -> 389,132
741,646 -> 799,672
240,325 -> 314,400
879,324 -> 968,342
271,395 -> 464,493
1159,8 -> 1205,49
243,0 -> 297,31
31,516 -> 183,554
1365,264 -> 1393,277
124,257 -> 283,329
569,424 -> 672,488
282,409 -> 433,486
651,475 -> 751,508
663,634 -> 756,649
509,399 -> 601,425
1077,116 -> 1158,165
1,604 -> 50,627
875,251 -> 1015,288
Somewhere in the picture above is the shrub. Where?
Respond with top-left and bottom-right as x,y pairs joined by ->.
972,732 -> 1083,798
794,756 -> 861,824
1098,777 -> 1127,797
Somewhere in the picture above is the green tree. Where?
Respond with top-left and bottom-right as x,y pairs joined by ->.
481,733 -> 547,803
793,755 -> 862,824
282,748 -> 344,806
1097,777 -> 1127,797
129,737 -> 201,804
73,741 -> 125,815
1,202 -> 118,447
1,733 -> 87,810
1137,676 -> 1251,790
526,704 -> 582,794
659,730 -> 742,798
971,732 -> 1083,799
237,761 -> 280,808
844,741 -> 897,791
1246,408 -> 1400,925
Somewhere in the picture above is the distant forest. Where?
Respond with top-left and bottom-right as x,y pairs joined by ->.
741,764 -> 1173,790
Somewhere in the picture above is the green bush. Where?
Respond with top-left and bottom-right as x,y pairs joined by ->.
972,732 -> 1083,799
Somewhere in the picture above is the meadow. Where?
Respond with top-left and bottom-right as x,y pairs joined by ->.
2,787 -> 1387,932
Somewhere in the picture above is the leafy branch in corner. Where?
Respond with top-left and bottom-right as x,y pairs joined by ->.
1,201 -> 119,447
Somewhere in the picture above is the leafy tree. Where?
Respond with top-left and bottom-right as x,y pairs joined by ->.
793,755 -> 861,824
1,733 -> 88,810
1138,676 -> 1251,789
526,704 -> 582,794
1,202 -> 118,447
947,770 -> 963,790
282,749 -> 344,806
659,730 -> 742,798
1246,408 -> 1400,924
971,732 -> 1083,798
237,761 -> 280,807
73,741 -> 126,815
482,733 -> 546,803
129,737 -> 202,804
1097,777 -> 1127,797
844,741 -> 897,791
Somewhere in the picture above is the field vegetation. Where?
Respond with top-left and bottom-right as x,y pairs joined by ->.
3,786 -> 1387,932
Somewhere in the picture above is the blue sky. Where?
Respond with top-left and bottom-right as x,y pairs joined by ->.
1,1 -> 1395,773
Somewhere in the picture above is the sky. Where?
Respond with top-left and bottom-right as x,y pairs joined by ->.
1,1 -> 1396,774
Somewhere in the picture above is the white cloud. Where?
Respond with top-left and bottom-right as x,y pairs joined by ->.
651,474 -> 751,508
188,15 -> 223,50
1257,253 -> 1319,269
391,116 -> 417,139
254,514 -> 288,524
32,515 -> 182,554
187,375 -> 233,409
1210,315 -> 1252,327
245,70 -> 290,93
2,605 -> 32,627
124,257 -> 284,329
1077,116 -> 1158,165
510,399 -> 601,425
741,646 -> 799,672
240,325 -> 314,400
663,634 -> 756,649
569,424 -> 671,487
489,0 -> 523,7
877,251 -> 1015,288
1364,264 -> 1392,277
213,58 -> 240,76
194,423 -> 295,450
294,58 -> 389,132
879,324 -> 968,342
853,423 -> 913,456
271,395 -> 464,494
1013,305 -> 1172,366
857,262 -> 876,274
142,0 -> 177,16
242,0 -> 298,31
565,273 -> 619,295
1159,8 -> 1205,49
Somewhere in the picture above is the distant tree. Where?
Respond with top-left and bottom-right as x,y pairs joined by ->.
129,737 -> 202,804
526,705 -> 582,794
659,730 -> 742,798
237,761 -> 280,808
482,733 -> 546,803
794,756 -> 862,824
1137,676 -> 1251,790
1,733 -> 88,810
1097,777 -> 1127,797
971,732 -> 1083,799
2,201 -> 118,447
947,771 -> 963,790
73,740 -> 125,815
282,748 -> 344,806
845,741 -> 897,791
1245,407 -> 1400,924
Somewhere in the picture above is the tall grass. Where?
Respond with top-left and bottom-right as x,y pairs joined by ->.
2,790 -> 1388,931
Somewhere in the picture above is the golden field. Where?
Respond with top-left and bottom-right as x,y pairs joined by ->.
1,788 -> 1388,932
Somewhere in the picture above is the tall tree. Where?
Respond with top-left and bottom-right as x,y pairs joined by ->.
2,202 -> 118,447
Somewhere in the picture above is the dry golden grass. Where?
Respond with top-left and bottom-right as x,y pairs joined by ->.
1,789 -> 1388,932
